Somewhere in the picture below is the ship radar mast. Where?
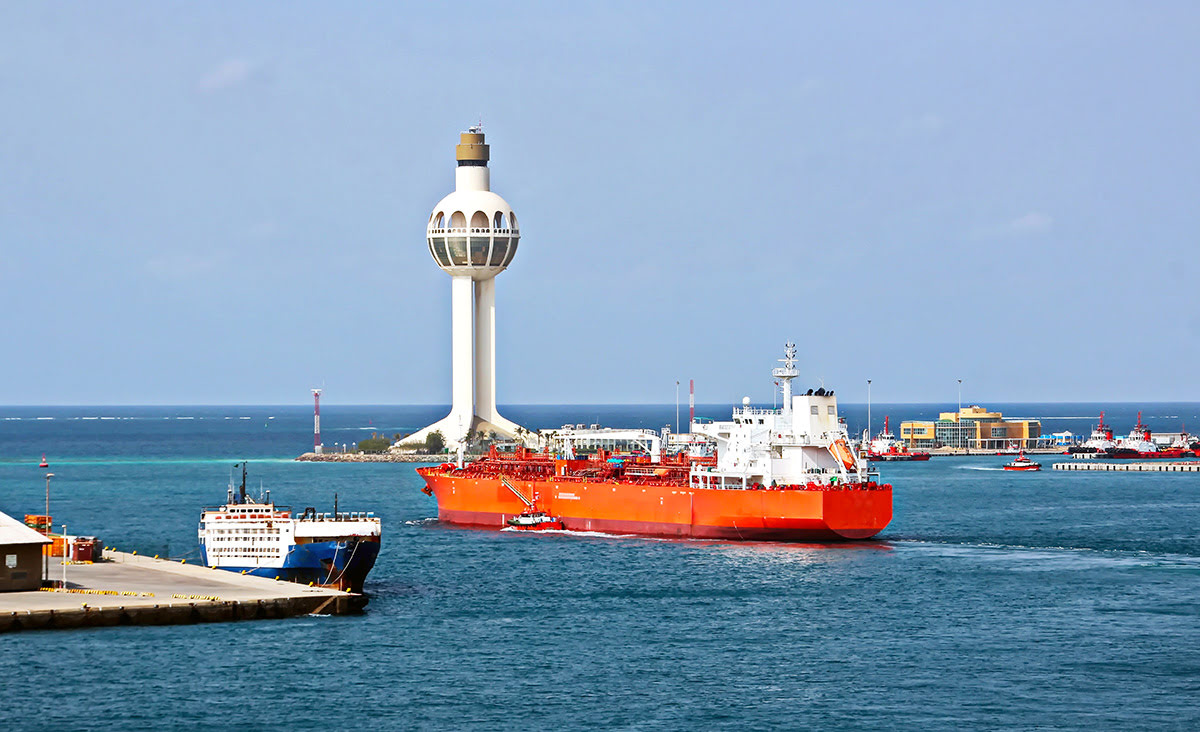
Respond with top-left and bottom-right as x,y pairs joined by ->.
772,342 -> 799,420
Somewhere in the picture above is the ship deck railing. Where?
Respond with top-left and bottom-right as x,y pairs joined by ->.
688,467 -> 882,491
202,505 -> 294,514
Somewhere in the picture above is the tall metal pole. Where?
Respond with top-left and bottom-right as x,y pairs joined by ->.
312,389 -> 322,455
957,378 -> 964,452
61,523 -> 67,588
867,379 -> 872,440
44,473 -> 53,584
675,381 -> 680,434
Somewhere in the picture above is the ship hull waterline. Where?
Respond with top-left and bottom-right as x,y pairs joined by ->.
421,472 -> 892,541
200,538 -> 380,594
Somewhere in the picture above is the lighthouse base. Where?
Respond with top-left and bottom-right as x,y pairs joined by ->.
399,411 -> 529,450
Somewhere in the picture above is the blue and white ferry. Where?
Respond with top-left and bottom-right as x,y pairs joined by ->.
198,463 -> 381,593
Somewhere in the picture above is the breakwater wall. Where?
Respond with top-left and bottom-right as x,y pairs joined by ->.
1052,461 -> 1200,472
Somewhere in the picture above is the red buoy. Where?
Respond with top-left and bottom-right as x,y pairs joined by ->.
38,453 -> 48,468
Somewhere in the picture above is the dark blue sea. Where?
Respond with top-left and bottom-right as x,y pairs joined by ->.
2,403 -> 1198,731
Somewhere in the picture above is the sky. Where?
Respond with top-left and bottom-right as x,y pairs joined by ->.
1,2 -> 1198,406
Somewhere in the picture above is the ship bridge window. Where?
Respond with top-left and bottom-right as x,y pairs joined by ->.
827,406 -> 835,415
758,419 -> 764,425
811,406 -> 819,415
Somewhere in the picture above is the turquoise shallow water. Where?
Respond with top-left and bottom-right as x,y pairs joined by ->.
1,404 -> 1199,730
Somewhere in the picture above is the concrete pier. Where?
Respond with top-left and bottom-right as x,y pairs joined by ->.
0,551 -> 360,633
1052,461 -> 1200,472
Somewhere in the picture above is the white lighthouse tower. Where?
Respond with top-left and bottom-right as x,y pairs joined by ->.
406,126 -> 525,447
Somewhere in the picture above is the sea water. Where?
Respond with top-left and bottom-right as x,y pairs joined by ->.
1,404 -> 1198,730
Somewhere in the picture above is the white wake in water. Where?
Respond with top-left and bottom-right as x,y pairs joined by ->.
892,539 -> 1200,570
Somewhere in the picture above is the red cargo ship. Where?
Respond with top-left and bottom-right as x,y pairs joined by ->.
418,344 -> 892,541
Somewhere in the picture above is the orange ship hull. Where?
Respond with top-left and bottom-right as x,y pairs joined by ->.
419,469 -> 892,541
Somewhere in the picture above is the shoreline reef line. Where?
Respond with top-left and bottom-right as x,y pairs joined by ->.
296,452 -> 445,463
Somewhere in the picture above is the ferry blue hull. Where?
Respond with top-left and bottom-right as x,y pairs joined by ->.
201,538 -> 380,593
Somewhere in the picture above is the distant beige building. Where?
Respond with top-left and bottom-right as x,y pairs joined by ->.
901,406 -> 1041,450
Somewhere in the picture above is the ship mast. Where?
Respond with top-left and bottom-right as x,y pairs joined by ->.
772,342 -> 799,424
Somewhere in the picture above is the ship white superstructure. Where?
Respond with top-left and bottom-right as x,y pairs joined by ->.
688,343 -> 876,489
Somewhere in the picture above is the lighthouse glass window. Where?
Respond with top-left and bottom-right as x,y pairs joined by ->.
469,237 -> 489,265
489,237 -> 509,266
447,237 -> 468,265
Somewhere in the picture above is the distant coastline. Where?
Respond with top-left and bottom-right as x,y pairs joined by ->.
295,446 -> 1071,464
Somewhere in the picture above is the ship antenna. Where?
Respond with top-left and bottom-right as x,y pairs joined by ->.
239,462 -> 247,505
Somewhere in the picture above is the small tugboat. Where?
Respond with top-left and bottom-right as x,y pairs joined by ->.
1099,412 -> 1195,460
506,511 -> 565,531
865,416 -> 931,461
1003,451 -> 1042,471
498,475 -> 565,531
198,463 -> 381,593
1068,412 -> 1116,455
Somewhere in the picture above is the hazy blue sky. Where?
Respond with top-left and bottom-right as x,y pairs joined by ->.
2,2 -> 1197,406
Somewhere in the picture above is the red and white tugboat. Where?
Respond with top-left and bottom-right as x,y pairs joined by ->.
865,416 -> 931,462
1003,451 -> 1042,471
506,511 -> 565,531
1102,412 -> 1193,459
499,476 -> 565,531
1069,412 -> 1116,455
